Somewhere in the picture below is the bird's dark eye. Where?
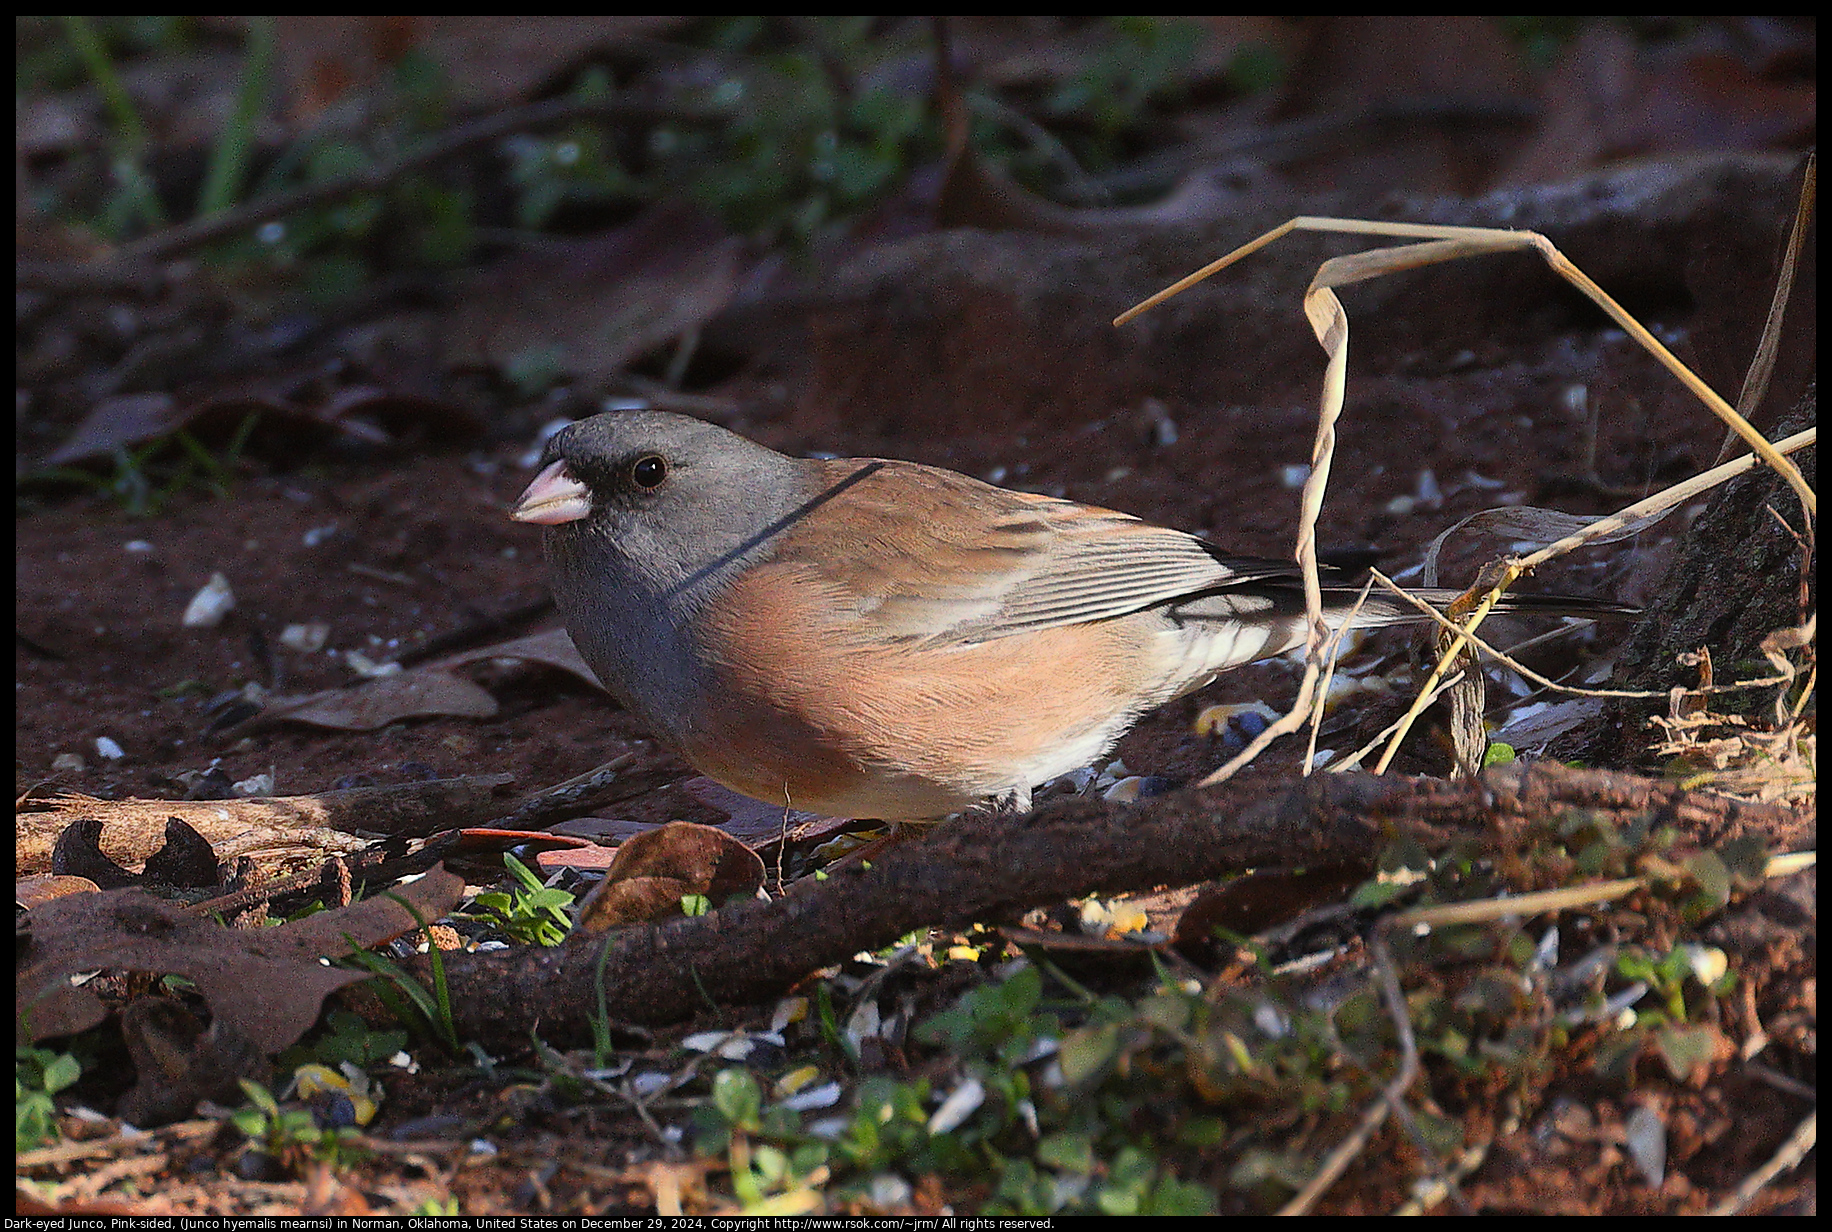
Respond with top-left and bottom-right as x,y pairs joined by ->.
631,455 -> 668,489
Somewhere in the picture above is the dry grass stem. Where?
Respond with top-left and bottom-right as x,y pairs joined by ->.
1121,215 -> 1814,787
1711,153 -> 1814,468
1706,1110 -> 1817,1216
1515,427 -> 1815,572
1328,670 -> 1468,774
1305,579 -> 1376,776
1278,931 -> 1418,1215
1116,217 -> 1813,515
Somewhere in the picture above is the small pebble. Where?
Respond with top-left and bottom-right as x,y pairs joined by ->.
780,1081 -> 843,1113
279,623 -> 329,653
1101,776 -> 1145,803
1625,1104 -> 1667,1187
181,573 -> 235,628
232,773 -> 275,797
926,1076 -> 985,1135
1138,397 -> 1179,447
343,650 -> 400,678
869,1174 -> 914,1209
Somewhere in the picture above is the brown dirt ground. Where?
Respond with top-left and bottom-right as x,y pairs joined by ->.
17,168 -> 1813,1214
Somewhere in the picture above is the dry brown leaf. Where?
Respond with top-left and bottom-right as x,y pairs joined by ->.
15,875 -> 102,910
16,865 -> 464,1049
433,626 -> 604,689
247,628 -> 604,733
1171,866 -> 1367,962
116,997 -> 271,1127
45,394 -> 182,466
446,204 -> 743,384
574,822 -> 764,934
257,671 -> 500,731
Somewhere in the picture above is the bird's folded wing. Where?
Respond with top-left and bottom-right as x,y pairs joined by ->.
785,460 -> 1293,645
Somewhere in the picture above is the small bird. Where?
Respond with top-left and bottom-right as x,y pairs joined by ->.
513,411 -> 1627,822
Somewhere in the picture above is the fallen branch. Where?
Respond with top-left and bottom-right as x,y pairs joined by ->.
428,762 -> 1811,1044
15,774 -> 514,874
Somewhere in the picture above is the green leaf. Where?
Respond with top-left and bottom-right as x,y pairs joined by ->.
1349,877 -> 1415,909
1036,1130 -> 1094,1175
1148,1172 -> 1218,1215
1717,836 -> 1771,885
1057,1022 -> 1120,1086
1684,851 -> 1732,911
39,1053 -> 82,1095
238,1078 -> 280,1115
712,1068 -> 762,1130
1653,1024 -> 1721,1082
1094,1146 -> 1158,1215
230,1107 -> 268,1138
502,852 -> 543,890
1136,991 -> 1191,1032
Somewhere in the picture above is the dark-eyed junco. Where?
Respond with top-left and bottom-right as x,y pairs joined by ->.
513,411 -> 1628,821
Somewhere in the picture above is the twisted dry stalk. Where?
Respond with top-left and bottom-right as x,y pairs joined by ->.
1115,214 -> 1815,782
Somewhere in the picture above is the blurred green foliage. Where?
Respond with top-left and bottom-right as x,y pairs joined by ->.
20,15 -> 1259,279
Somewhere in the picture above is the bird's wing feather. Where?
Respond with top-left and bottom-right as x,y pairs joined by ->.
773,460 -> 1294,645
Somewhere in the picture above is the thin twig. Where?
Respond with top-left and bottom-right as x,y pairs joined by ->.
1120,215 -> 1817,784
1514,427 -> 1815,573
1373,590 -> 1501,775
1305,579 -> 1376,776
1370,422 -> 1816,771
1328,670 -> 1467,774
493,754 -> 639,830
1279,930 -> 1419,1215
1706,1110 -> 1816,1216
967,91 -> 1111,205
1116,218 -> 1816,516
1366,572 -> 1661,700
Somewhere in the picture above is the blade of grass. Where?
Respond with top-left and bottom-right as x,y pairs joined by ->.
197,16 -> 275,218
61,16 -> 167,230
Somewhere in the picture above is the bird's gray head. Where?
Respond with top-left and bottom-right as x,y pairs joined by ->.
513,410 -> 810,597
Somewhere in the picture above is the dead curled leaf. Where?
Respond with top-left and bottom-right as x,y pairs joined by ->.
254,670 -> 501,731
44,382 -> 483,470
238,627 -> 602,733
573,822 -> 764,934
16,865 -> 465,1050
445,203 -> 743,383
14,875 -> 101,911
432,627 -> 603,687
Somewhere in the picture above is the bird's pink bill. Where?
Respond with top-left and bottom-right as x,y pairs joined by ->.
512,459 -> 593,525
